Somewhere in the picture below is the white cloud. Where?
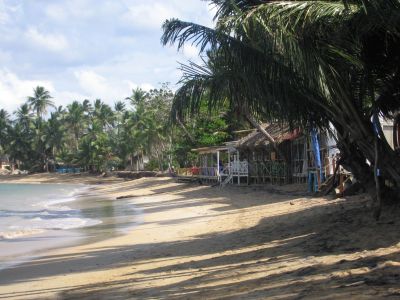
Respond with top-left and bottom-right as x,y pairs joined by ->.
182,44 -> 200,60
121,0 -> 214,31
0,69 -> 54,113
0,1 -> 20,25
0,1 -> 214,111
44,5 -> 67,22
124,80 -> 154,92
123,3 -> 181,30
0,50 -> 12,64
0,6 -> 9,24
73,70 -> 149,102
25,27 -> 69,52
53,90 -> 90,108
74,70 -> 109,97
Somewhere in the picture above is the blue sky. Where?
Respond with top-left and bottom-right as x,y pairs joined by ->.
0,0 -> 214,112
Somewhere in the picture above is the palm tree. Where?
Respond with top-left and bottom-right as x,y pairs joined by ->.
114,101 -> 126,113
15,103 -> 34,130
92,99 -> 114,129
0,109 -> 10,156
114,101 -> 126,148
42,111 -> 65,171
26,86 -> 55,171
8,105 -> 36,169
78,120 -> 112,172
65,101 -> 85,150
125,88 -> 147,108
162,0 -> 400,210
27,86 -> 55,120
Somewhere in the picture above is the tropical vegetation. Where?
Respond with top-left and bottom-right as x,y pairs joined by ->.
0,84 -> 233,173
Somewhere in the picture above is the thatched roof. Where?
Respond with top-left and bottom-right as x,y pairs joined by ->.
236,123 -> 301,149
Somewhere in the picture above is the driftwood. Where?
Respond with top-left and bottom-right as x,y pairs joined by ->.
322,158 -> 343,196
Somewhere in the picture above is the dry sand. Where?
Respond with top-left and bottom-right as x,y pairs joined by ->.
0,174 -> 399,299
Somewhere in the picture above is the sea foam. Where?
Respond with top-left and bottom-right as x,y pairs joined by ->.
0,183 -> 102,240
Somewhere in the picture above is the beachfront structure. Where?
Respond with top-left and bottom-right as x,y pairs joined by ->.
126,153 -> 149,171
232,124 -> 339,189
177,124 -> 339,190
186,144 -> 249,185
0,156 -> 10,170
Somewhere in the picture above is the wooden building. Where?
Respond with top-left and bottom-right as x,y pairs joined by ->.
234,124 -> 338,189
177,124 -> 339,190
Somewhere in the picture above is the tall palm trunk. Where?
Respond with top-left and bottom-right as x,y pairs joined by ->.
337,123 -> 400,204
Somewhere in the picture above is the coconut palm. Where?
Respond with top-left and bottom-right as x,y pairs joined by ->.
26,87 -> 55,171
162,0 -> 400,210
114,101 -> 126,113
27,86 -> 55,120
14,103 -> 34,130
92,99 -> 115,129
126,88 -> 147,108
0,109 -> 10,155
65,101 -> 85,150
44,111 -> 65,164
112,101 -> 127,160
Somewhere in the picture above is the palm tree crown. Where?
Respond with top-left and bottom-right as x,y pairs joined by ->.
27,86 -> 55,119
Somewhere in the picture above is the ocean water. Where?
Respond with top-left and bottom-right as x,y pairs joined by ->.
0,183 -> 141,270
0,183 -> 100,240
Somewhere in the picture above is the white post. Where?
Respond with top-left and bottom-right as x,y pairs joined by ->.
217,150 -> 220,179
209,153 -> 211,176
228,149 -> 231,175
237,150 -> 240,185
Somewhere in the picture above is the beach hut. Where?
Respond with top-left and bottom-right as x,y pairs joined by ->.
176,123 -> 339,190
176,144 -> 250,185
0,156 -> 10,170
233,123 -> 299,185
233,124 -> 338,189
191,146 -> 226,183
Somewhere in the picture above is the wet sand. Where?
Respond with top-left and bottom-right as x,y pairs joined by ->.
0,174 -> 399,299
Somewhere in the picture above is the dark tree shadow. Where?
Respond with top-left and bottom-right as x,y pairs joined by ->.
0,180 -> 399,299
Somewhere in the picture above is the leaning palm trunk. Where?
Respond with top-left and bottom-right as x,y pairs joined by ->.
244,112 -> 287,161
335,117 -> 400,206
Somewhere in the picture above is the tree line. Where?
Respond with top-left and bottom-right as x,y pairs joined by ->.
0,84 -> 234,173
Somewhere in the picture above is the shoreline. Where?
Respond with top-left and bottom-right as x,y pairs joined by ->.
0,175 -> 399,299
0,179 -> 142,272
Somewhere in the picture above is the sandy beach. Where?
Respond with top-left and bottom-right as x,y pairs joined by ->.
0,174 -> 399,299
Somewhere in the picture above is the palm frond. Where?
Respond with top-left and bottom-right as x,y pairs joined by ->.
162,19 -> 221,52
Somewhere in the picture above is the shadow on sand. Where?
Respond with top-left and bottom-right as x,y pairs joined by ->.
0,179 -> 399,299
